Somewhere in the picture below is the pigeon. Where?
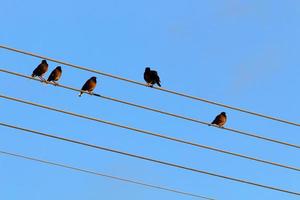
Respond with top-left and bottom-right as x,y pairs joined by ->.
47,66 -> 62,84
32,60 -> 49,81
144,67 -> 161,87
211,112 -> 227,127
79,76 -> 97,97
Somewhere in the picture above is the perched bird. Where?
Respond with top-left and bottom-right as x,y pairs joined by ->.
144,67 -> 161,87
211,112 -> 227,127
32,60 -> 49,81
47,66 -> 62,84
79,76 -> 97,97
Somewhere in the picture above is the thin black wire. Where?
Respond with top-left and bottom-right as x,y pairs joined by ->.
0,150 -> 215,200
0,45 -> 299,127
1,69 -> 299,151
1,92 -> 299,173
0,124 -> 299,196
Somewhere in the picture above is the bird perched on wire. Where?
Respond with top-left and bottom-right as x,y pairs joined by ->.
79,76 -> 97,97
211,112 -> 227,127
47,66 -> 62,85
144,67 -> 161,87
32,60 -> 48,81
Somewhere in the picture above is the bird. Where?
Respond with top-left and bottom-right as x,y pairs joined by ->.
32,60 -> 49,81
79,76 -> 97,97
47,66 -> 62,85
144,67 -> 161,87
211,112 -> 227,127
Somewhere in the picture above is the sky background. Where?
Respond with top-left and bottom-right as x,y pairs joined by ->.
0,0 -> 300,199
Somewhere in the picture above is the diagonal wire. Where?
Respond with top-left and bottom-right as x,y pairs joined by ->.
0,124 -> 299,196
0,93 -> 299,172
0,45 -> 299,127
0,150 -> 215,200
0,69 -> 299,150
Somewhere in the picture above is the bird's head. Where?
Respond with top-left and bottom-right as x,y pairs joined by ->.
42,60 -> 47,64
56,66 -> 62,71
91,76 -> 97,81
221,112 -> 226,116
145,67 -> 151,72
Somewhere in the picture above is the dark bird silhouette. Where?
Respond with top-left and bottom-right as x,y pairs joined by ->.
211,112 -> 227,127
144,67 -> 161,87
47,66 -> 62,84
32,60 -> 48,81
79,76 -> 97,97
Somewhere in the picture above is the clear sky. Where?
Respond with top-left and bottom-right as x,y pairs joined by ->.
0,0 -> 299,199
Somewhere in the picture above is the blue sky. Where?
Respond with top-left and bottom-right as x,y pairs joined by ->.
0,0 -> 300,199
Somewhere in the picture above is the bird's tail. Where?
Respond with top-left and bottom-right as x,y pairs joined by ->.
157,82 -> 161,87
31,73 -> 35,77
78,92 -> 83,97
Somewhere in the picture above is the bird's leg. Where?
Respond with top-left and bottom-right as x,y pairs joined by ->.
150,81 -> 155,87
40,76 -> 47,83
43,77 -> 46,82
53,82 -> 59,86
38,76 -> 44,82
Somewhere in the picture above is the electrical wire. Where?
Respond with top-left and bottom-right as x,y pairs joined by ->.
1,69 -> 299,151
0,93 -> 299,172
0,69 -> 300,148
0,124 -> 299,196
0,150 -> 215,200
0,45 -> 299,127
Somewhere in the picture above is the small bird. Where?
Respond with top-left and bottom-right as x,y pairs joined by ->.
79,76 -> 97,97
211,112 -> 227,127
32,60 -> 49,81
144,67 -> 161,87
47,66 -> 62,85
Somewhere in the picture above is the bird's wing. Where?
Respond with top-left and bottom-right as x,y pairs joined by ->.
47,70 -> 55,81
151,71 -> 159,80
152,71 -> 158,76
81,80 -> 91,90
211,116 -> 220,124
32,64 -> 42,75
153,71 -> 161,84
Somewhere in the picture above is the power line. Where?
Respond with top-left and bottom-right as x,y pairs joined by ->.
0,45 -> 299,127
1,69 -> 299,151
0,124 -> 299,196
0,150 -> 215,200
0,94 -> 299,172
